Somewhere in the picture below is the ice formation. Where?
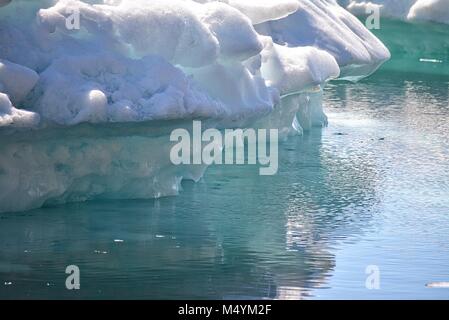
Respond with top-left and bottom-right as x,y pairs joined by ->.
256,0 -> 390,80
344,0 -> 449,25
0,0 -> 390,212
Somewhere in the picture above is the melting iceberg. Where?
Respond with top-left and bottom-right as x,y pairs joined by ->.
0,0 -> 390,212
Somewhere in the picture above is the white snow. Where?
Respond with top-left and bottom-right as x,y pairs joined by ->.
256,0 -> 390,80
199,2 -> 263,62
0,93 -> 40,128
408,0 -> 449,25
0,0 -> 391,128
260,38 -> 340,96
33,53 -> 228,125
218,0 -> 300,25
0,59 -> 39,104
37,0 -> 220,67
0,59 -> 40,128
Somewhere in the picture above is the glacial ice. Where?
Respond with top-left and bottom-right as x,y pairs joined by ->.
33,53 -> 229,125
213,0 -> 300,25
0,59 -> 40,128
256,0 -> 390,80
260,39 -> 340,96
0,59 -> 39,104
0,92 -> 40,128
0,0 -> 390,212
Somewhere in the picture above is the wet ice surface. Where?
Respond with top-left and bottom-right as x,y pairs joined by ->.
1,71 -> 449,299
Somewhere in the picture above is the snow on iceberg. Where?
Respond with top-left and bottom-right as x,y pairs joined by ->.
0,58 -> 39,104
0,92 -> 40,128
0,59 -> 40,128
408,0 -> 449,24
213,0 -> 300,25
33,53 -> 229,125
256,0 -> 390,80
0,0 -> 389,212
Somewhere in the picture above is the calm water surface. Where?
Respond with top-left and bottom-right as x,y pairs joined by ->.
1,71 -> 448,299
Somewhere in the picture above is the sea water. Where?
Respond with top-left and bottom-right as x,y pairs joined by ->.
1,20 -> 449,300
1,69 -> 448,299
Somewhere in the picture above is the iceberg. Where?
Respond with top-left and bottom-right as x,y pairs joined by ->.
0,0 -> 390,212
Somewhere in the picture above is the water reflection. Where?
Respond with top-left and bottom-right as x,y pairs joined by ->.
0,123 -> 379,299
1,72 -> 448,299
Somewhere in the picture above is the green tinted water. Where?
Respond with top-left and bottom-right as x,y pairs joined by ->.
1,19 -> 449,300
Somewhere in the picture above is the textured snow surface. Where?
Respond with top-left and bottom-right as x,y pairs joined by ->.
0,93 -> 40,128
260,38 -> 340,96
345,0 -> 449,25
216,0 -> 300,24
0,0 -> 390,212
256,0 -> 390,79
0,0 -> 390,128
33,53 -> 230,125
0,59 -> 39,104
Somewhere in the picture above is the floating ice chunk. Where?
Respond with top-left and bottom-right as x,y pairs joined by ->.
0,59 -> 39,104
408,0 -> 449,25
426,281 -> 449,288
0,93 -> 40,128
0,0 -> 391,212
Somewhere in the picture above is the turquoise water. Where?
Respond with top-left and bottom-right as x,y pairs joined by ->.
1,68 -> 449,299
370,19 -> 449,76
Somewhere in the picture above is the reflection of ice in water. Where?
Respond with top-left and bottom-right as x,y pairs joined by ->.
0,123 -> 378,299
1,72 -> 449,299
